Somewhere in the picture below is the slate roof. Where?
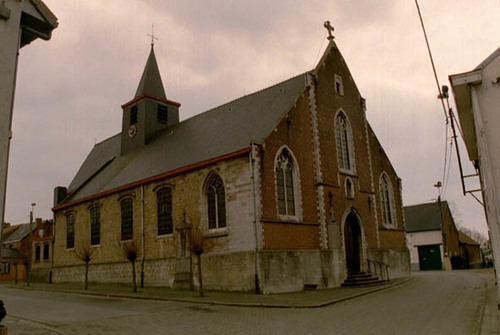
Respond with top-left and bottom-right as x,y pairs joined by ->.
135,46 -> 166,99
1,248 -> 19,259
404,201 -> 449,233
2,223 -> 35,243
63,71 -> 308,204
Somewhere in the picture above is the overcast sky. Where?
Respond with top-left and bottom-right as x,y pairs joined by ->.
5,1 -> 499,237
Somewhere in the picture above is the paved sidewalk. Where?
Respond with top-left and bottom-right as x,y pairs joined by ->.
4,277 -> 414,308
479,270 -> 500,335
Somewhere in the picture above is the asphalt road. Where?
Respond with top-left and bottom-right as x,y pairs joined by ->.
0,270 -> 491,335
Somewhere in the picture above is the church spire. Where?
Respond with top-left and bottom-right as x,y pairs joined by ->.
134,45 -> 166,99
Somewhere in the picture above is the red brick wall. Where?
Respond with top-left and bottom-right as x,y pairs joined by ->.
262,222 -> 320,250
260,43 -> 406,254
378,230 -> 407,250
260,87 -> 320,250
313,45 -> 380,249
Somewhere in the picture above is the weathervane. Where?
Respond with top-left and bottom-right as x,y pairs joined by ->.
147,24 -> 159,47
324,21 -> 334,40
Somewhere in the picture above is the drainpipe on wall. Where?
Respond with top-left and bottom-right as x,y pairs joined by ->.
140,184 -> 145,288
49,213 -> 54,284
250,142 -> 260,294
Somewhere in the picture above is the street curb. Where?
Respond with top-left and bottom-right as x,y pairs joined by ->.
4,277 -> 415,309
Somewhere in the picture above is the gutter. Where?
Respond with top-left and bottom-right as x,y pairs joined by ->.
140,184 -> 145,288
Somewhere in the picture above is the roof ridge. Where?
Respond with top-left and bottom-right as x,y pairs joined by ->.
404,200 -> 447,208
94,133 -> 121,147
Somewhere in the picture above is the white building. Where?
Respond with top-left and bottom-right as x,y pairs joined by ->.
450,46 -> 500,298
0,1 -> 57,249
404,201 -> 461,272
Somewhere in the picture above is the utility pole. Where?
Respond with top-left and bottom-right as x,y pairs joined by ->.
434,182 -> 447,259
27,203 -> 35,286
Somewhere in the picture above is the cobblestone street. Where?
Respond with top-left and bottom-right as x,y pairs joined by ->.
1,270 -> 494,335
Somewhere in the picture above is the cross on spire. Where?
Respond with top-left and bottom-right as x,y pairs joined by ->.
147,24 -> 159,47
324,21 -> 334,40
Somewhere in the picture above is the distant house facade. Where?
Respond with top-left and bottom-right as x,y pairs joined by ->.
450,46 -> 500,298
405,201 -> 461,271
458,232 -> 482,269
0,219 -> 52,282
52,36 -> 409,293
30,219 -> 53,281
1,222 -> 33,281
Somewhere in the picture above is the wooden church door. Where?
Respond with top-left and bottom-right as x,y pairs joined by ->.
345,214 -> 361,274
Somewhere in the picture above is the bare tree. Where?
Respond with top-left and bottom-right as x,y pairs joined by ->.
119,241 -> 139,293
13,260 -> 18,285
189,226 -> 222,297
74,241 -> 93,290
190,227 -> 205,297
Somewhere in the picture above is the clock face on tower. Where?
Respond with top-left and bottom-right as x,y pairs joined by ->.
128,125 -> 137,138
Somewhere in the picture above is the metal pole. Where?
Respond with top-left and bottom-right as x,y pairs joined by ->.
140,184 -> 145,288
28,203 -> 36,286
250,142 -> 260,294
447,105 -> 467,196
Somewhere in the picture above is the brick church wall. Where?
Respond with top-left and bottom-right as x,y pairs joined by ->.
259,91 -> 320,250
53,156 -> 257,290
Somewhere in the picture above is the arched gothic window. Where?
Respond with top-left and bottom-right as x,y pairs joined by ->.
380,173 -> 395,227
120,197 -> 133,241
206,173 -> 226,230
89,205 -> 101,246
275,148 -> 296,216
157,187 -> 173,236
66,213 -> 75,249
335,111 -> 354,172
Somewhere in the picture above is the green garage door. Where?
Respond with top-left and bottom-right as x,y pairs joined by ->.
418,245 -> 442,271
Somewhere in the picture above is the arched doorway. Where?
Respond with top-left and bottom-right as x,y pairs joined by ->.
344,213 -> 362,274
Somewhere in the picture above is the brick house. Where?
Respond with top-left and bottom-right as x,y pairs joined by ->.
52,36 -> 409,293
404,201 -> 461,271
31,219 -> 53,282
1,219 -> 52,282
1,222 -> 33,282
458,231 -> 482,269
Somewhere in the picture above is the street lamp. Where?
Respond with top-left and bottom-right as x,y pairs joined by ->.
434,181 -> 442,202
28,203 -> 36,286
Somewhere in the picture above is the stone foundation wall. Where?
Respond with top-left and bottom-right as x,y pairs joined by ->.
366,248 -> 410,279
260,250 -> 327,294
53,251 -> 256,291
196,251 -> 255,292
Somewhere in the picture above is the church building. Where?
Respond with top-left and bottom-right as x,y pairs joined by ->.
52,30 -> 409,293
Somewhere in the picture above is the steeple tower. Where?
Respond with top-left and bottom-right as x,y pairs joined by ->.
134,45 -> 166,99
120,45 -> 181,156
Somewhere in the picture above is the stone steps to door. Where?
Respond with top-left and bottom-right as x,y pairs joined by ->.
341,272 -> 387,287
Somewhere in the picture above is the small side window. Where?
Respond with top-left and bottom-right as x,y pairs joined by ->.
334,74 -> 344,96
130,105 -> 138,125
